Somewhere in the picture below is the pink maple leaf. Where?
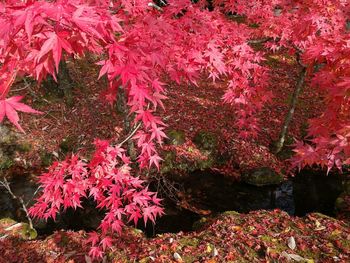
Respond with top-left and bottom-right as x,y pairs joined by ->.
0,96 -> 42,132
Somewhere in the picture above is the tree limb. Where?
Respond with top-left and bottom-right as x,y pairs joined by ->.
0,178 -> 34,229
274,52 -> 307,154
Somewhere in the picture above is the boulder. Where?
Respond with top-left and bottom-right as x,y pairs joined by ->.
242,167 -> 283,186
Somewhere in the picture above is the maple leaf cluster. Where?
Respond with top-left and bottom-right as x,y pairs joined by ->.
0,0 -> 273,169
29,139 -> 164,258
214,0 -> 350,171
1,0 -> 350,256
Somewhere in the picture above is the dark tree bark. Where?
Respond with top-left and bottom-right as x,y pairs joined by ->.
42,61 -> 74,106
275,55 -> 307,154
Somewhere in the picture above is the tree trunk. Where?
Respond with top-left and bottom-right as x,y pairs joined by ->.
57,61 -> 74,106
42,61 -> 74,105
274,62 -> 307,154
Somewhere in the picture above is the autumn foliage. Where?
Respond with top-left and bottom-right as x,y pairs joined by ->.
29,139 -> 164,258
1,0 -> 350,258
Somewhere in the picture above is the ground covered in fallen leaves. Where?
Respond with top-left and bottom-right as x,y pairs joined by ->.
0,210 -> 349,262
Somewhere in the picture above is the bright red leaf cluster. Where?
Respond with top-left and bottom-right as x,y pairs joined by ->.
213,0 -> 350,171
1,0 -> 350,257
0,0 -> 271,166
29,139 -> 164,258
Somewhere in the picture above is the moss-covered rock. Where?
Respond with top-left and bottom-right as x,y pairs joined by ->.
160,151 -> 177,174
335,180 -> 350,222
178,237 -> 199,248
0,126 -> 19,171
222,210 -> 240,217
166,129 -> 186,145
59,135 -> 79,153
193,131 -> 217,152
335,194 -> 347,211
0,158 -> 13,170
161,148 -> 215,180
0,218 -> 17,225
20,223 -> 38,240
0,220 -> 37,240
343,180 -> 350,195
192,217 -> 208,231
242,167 -> 284,186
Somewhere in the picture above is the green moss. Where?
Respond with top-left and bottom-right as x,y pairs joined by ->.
160,151 -> 176,174
59,232 -> 70,246
242,167 -> 283,186
249,23 -> 260,28
0,218 -> 17,225
40,151 -> 54,167
161,149 -> 215,176
21,224 -> 38,240
335,196 -> 347,211
17,142 -> 32,153
178,237 -> 199,247
130,228 -> 145,238
222,211 -> 240,217
227,14 -> 247,24
59,135 -> 78,153
166,129 -> 186,145
193,131 -> 217,152
0,158 -> 13,170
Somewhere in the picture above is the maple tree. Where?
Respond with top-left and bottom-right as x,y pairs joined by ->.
1,0 -> 350,258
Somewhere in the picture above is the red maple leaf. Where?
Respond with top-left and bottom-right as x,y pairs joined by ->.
0,96 -> 42,132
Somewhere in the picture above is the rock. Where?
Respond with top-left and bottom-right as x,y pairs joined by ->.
173,252 -> 183,262
213,247 -> 218,257
20,224 -> 38,240
343,180 -> 350,195
166,129 -> 186,145
280,251 -> 311,262
193,131 -> 217,152
161,149 -> 215,180
242,167 -> 283,186
0,126 -> 19,171
2,221 -> 37,240
192,217 -> 208,231
287,236 -> 296,250
0,126 -> 18,145
335,195 -> 347,211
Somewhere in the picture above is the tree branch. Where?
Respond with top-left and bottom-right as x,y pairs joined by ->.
118,122 -> 142,147
274,53 -> 307,154
0,178 -> 34,229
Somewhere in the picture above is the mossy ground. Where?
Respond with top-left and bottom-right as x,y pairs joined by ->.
1,210 -> 349,262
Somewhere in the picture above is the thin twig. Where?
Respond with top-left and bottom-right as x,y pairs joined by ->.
247,37 -> 274,45
25,186 -> 41,207
0,178 -> 34,229
118,122 -> 142,147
